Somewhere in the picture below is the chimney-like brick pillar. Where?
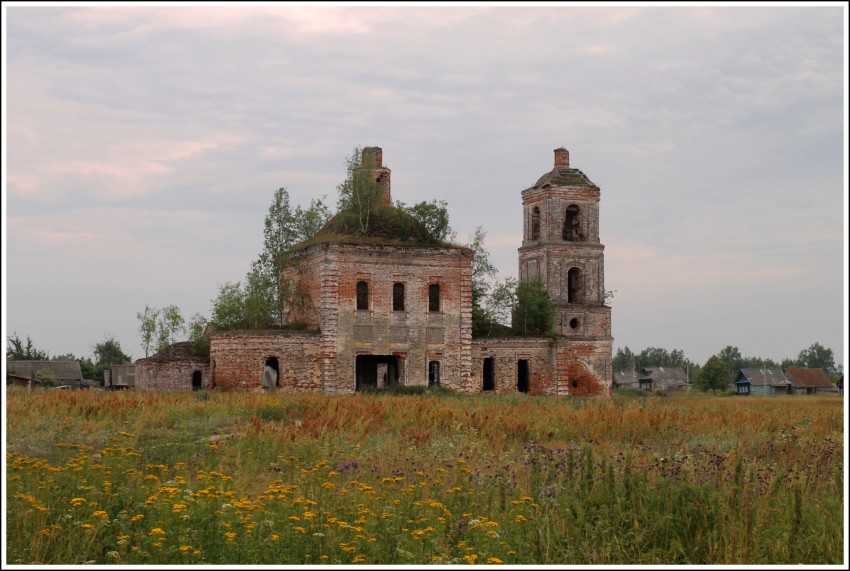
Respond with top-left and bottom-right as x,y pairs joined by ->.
361,146 -> 391,206
554,147 -> 570,168
362,146 -> 382,168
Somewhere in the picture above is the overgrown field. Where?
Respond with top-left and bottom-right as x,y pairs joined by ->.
5,388 -> 845,565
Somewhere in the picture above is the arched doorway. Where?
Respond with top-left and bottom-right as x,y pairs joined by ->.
517,359 -> 529,393
191,370 -> 202,391
264,357 -> 279,389
482,358 -> 495,391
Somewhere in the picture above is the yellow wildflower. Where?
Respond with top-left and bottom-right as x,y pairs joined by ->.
463,553 -> 478,564
486,557 -> 503,564
91,510 -> 109,519
149,528 -> 166,536
69,498 -> 87,506
81,523 -> 94,530
130,514 -> 144,522
515,515 -> 527,523
179,545 -> 192,552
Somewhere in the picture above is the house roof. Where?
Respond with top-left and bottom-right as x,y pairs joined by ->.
615,370 -> 639,385
639,366 -> 690,385
784,368 -> 835,389
736,368 -> 791,387
7,360 -> 83,383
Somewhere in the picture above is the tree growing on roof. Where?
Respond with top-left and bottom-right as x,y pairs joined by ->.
336,146 -> 384,235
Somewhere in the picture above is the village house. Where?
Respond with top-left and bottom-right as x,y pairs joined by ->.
734,368 -> 792,396
783,368 -> 837,395
135,147 -> 614,396
613,370 -> 640,390
638,366 -> 691,392
6,360 -> 85,389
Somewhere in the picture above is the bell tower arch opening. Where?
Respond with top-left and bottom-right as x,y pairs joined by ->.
563,204 -> 583,241
531,206 -> 541,240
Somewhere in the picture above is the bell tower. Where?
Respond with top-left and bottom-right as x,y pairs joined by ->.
518,148 -> 612,343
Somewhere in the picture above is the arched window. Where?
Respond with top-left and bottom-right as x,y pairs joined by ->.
567,267 -> 583,304
356,281 -> 369,310
531,206 -> 541,240
393,282 -> 405,311
428,284 -> 440,312
563,205 -> 583,241
428,361 -> 441,387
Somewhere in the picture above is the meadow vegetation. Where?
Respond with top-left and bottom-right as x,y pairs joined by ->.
5,388 -> 844,565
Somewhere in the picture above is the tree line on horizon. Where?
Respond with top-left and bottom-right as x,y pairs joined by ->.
614,342 -> 842,393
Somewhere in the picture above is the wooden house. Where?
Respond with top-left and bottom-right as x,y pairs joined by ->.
6,360 -> 84,389
638,366 -> 691,392
784,368 -> 837,395
734,368 -> 792,396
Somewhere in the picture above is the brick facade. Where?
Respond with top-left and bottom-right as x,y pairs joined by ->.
281,243 -> 474,394
209,331 -> 323,392
134,343 -> 210,391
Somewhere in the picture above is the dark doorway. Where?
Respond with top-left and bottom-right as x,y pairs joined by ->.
517,359 -> 529,393
483,357 -> 495,391
356,355 -> 400,391
264,357 -> 280,389
428,361 -> 441,387
192,370 -> 202,391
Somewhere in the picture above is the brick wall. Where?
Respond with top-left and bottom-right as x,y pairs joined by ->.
209,331 -> 323,392
135,358 -> 210,391
471,337 -> 612,396
288,243 -> 474,393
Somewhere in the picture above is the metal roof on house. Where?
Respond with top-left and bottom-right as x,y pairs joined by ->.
736,368 -> 791,387
525,167 -> 597,191
615,370 -> 639,385
784,368 -> 835,389
7,360 -> 83,383
639,366 -> 690,386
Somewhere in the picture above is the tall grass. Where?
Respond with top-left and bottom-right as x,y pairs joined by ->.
5,387 -> 844,564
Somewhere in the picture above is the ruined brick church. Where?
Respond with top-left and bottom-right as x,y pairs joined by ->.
136,147 -> 613,396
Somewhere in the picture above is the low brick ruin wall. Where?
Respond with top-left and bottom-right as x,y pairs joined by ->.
210,331 -> 324,392
134,358 -> 210,391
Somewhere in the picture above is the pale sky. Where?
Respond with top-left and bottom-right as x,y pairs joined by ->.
3,2 -> 847,371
